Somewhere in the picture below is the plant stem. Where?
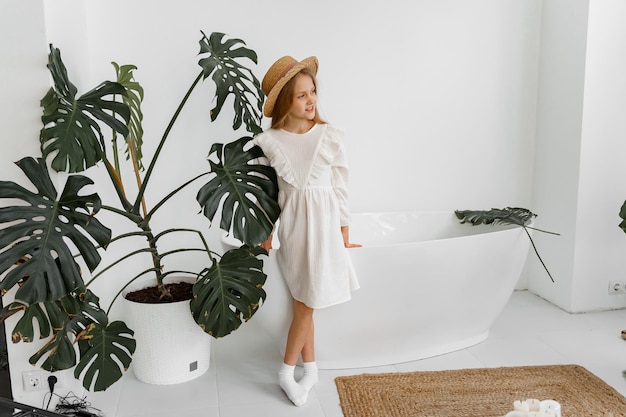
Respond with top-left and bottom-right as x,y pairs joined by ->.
101,205 -> 143,224
105,268 -> 162,315
99,71 -> 212,302
128,137 -> 148,218
145,172 -> 209,222
142,226 -> 170,299
112,132 -> 121,175
525,225 -> 561,236
133,71 -> 204,214
523,226 -> 555,283
85,248 -> 154,286
102,159 -> 133,212
154,228 -> 216,264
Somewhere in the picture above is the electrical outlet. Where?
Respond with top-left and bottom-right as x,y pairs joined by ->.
22,370 -> 64,392
608,281 -> 626,295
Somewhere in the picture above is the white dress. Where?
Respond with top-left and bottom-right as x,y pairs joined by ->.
253,124 -> 359,309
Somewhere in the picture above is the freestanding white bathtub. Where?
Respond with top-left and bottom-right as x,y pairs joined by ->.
237,211 -> 531,369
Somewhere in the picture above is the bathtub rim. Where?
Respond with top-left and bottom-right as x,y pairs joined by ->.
347,209 -> 532,248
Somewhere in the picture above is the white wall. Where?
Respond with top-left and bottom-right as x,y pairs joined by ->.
61,0 -> 543,214
574,0 -> 626,311
529,0 -> 626,312
0,0 -> 550,402
0,0 -> 52,405
528,0 -> 589,310
0,1 -> 48,176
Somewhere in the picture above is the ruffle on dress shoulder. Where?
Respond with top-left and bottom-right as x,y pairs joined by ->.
253,132 -> 298,187
309,124 -> 344,183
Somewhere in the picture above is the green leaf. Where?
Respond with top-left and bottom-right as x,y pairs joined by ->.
60,288 -> 110,336
619,200 -> 626,233
24,290 -> 134,392
39,44 -> 130,173
75,320 -> 136,391
454,207 -> 536,227
196,136 -> 280,246
197,32 -> 264,134
26,294 -> 87,371
29,327 -> 77,372
112,62 -> 145,171
9,303 -> 51,343
0,302 -> 27,330
191,245 -> 267,338
0,157 -> 112,304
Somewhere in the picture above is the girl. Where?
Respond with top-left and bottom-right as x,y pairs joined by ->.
253,56 -> 360,406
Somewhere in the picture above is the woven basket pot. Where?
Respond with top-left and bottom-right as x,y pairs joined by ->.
122,277 -> 211,385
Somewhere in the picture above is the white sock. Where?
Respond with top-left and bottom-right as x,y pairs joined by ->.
279,363 -> 308,406
300,361 -> 319,391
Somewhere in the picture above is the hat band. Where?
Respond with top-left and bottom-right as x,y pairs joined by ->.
276,61 -> 300,85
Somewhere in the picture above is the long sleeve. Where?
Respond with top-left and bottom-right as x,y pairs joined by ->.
331,137 -> 351,226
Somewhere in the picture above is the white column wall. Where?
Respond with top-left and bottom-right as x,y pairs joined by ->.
529,0 -> 626,312
528,0 -> 590,310
573,0 -> 626,311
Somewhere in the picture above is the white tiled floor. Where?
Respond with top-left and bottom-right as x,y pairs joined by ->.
64,290 -> 626,416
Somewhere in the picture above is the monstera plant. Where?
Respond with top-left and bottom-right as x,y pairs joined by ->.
0,31 -> 279,391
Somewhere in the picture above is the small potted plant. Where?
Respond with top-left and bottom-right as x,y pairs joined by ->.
0,31 -> 279,390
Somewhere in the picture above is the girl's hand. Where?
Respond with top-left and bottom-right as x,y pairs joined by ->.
260,234 -> 273,252
341,226 -> 362,248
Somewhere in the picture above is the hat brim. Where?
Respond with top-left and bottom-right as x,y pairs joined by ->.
263,56 -> 318,118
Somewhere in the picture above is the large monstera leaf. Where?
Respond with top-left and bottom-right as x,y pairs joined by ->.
18,289 -> 136,392
0,157 -> 112,304
75,320 -> 135,391
197,136 -> 280,247
619,200 -> 626,233
454,207 -> 536,227
26,294 -> 96,372
40,44 -> 130,173
191,245 -> 267,338
198,32 -> 264,134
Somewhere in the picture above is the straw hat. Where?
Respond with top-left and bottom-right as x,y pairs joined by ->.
262,56 -> 318,117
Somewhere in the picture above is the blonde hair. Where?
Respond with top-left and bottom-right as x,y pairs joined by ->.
270,69 -> 326,130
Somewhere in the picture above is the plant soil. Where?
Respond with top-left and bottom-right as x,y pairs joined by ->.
125,282 -> 193,304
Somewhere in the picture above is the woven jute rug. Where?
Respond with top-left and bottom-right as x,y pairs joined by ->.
335,364 -> 626,417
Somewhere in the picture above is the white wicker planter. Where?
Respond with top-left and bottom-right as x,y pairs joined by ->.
122,277 -> 211,385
